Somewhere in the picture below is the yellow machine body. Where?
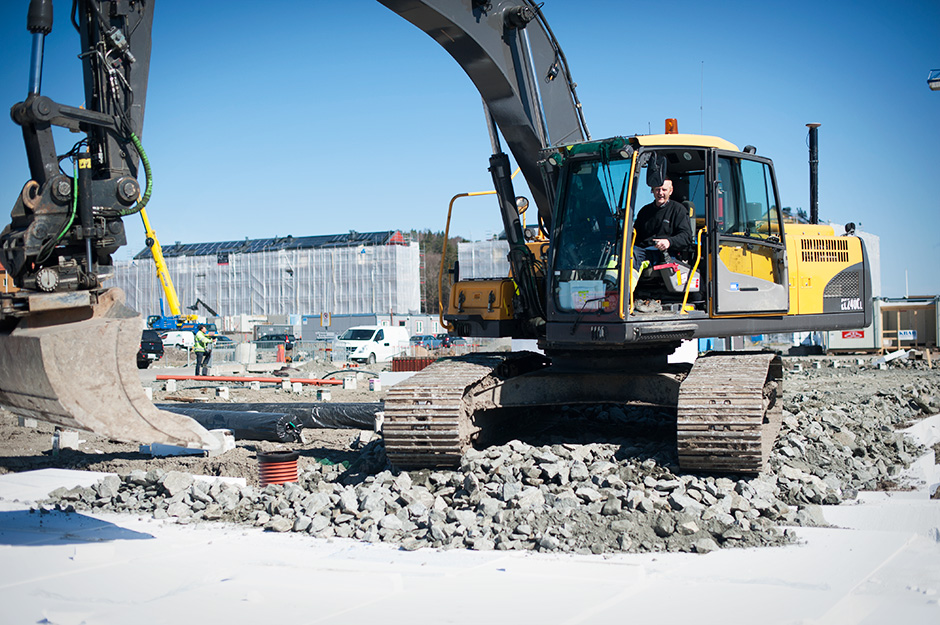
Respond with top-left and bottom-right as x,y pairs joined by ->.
784,224 -> 867,315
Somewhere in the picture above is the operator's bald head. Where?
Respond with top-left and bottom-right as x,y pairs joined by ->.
652,179 -> 673,207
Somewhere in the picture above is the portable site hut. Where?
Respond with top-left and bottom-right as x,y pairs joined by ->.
825,296 -> 939,353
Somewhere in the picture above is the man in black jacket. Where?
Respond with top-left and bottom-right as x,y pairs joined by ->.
632,179 -> 692,270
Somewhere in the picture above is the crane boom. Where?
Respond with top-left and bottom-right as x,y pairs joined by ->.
139,207 -> 181,317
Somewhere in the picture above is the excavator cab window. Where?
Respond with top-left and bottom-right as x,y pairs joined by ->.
552,158 -> 632,314
711,153 -> 789,314
632,149 -> 707,259
716,157 -> 780,239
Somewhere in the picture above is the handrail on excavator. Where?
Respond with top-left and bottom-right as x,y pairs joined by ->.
438,168 -> 522,331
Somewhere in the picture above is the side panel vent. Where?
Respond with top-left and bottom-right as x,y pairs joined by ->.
801,238 -> 849,263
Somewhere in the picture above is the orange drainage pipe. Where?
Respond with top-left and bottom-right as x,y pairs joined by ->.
155,374 -> 342,386
258,450 -> 299,486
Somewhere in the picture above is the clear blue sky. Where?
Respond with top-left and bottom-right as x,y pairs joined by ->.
1,0 -> 937,297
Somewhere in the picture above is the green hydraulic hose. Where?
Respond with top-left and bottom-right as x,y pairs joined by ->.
55,165 -> 79,242
40,132 -> 149,262
120,132 -> 152,216
36,163 -> 79,263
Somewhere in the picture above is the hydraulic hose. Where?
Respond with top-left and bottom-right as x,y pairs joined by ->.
120,132 -> 152,216
37,162 -> 79,263
56,165 -> 79,243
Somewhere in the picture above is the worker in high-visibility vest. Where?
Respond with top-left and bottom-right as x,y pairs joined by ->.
193,325 -> 215,377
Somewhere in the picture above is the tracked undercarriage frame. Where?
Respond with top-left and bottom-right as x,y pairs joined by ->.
0,288 -> 783,474
384,350 -> 782,474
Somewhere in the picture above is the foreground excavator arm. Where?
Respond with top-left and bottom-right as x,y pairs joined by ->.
0,0 -> 587,449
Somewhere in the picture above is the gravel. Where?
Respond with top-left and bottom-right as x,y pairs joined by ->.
32,354 -> 940,555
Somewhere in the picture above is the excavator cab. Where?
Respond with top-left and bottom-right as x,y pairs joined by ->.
544,135 -> 796,331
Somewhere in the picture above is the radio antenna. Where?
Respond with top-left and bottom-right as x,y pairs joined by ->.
700,61 -> 704,133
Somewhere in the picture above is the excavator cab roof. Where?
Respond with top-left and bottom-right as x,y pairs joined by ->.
631,133 -> 739,151
542,133 -> 742,168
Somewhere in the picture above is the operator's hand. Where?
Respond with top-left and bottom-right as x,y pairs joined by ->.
653,238 -> 670,251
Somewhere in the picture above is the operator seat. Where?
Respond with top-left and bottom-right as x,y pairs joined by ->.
634,199 -> 703,306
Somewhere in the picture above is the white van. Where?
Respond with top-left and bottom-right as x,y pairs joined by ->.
160,330 -> 195,349
335,325 -> 409,364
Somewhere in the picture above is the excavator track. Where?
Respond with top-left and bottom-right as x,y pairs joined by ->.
676,352 -> 783,474
383,352 -> 549,468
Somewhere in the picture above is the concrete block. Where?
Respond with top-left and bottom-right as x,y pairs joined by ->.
17,416 -> 38,428
317,389 -> 331,401
143,387 -> 153,400
369,378 -> 382,392
53,430 -> 82,451
249,380 -> 261,391
343,376 -> 357,390
165,379 -> 177,393
281,379 -> 292,391
216,387 -> 230,400
208,429 -> 236,456
291,382 -> 303,394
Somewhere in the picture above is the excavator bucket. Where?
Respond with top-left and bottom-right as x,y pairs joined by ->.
0,288 -> 220,451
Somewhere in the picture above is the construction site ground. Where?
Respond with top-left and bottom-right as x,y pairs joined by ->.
0,353 -> 939,623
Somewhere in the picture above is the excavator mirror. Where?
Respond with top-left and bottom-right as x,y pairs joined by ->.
515,196 -> 529,215
646,153 -> 667,188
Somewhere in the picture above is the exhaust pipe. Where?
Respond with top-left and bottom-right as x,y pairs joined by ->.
806,123 -> 820,225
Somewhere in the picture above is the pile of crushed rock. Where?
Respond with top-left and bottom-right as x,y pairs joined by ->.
39,357 -> 939,555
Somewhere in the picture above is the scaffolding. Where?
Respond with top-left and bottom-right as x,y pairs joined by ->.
458,240 -> 510,279
111,234 -> 421,318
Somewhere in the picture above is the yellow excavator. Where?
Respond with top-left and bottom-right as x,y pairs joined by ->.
0,0 -> 870,471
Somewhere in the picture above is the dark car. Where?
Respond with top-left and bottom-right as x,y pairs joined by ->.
253,334 -> 295,350
137,329 -> 164,369
434,332 -> 467,347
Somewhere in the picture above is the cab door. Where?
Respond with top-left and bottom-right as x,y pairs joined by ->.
710,152 -> 789,315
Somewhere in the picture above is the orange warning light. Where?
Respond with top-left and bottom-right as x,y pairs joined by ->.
665,118 -> 678,134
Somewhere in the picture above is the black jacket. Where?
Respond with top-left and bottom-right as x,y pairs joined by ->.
634,199 -> 693,251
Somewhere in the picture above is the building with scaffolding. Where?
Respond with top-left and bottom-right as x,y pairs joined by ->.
110,230 -> 421,320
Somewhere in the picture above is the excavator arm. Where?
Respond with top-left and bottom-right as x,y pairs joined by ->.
3,0 -> 153,293
0,0 -> 588,449
377,0 -> 589,225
